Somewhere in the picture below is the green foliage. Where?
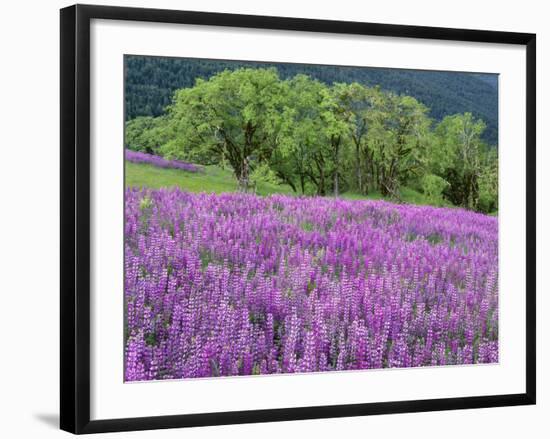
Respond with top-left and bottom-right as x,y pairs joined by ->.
125,116 -> 171,154
125,67 -> 498,213
249,162 -> 281,191
478,148 -> 498,213
434,113 -> 488,210
330,82 -> 376,195
271,75 -> 329,195
421,174 -> 450,206
139,195 -> 153,210
124,55 -> 498,144
165,68 -> 286,191
365,91 -> 431,198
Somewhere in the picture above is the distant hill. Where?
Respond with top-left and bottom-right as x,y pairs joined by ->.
125,55 -> 498,145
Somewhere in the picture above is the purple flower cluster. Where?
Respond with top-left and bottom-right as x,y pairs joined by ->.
124,189 -> 498,381
125,149 -> 202,173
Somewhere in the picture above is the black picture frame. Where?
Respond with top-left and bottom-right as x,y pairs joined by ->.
60,4 -> 536,434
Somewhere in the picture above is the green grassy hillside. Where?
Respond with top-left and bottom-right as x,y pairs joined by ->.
125,162 -> 294,196
126,161 -> 449,208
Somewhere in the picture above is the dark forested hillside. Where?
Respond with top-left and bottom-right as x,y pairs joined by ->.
125,55 -> 498,145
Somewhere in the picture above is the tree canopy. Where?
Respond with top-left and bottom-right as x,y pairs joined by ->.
125,55 -> 499,145
125,67 -> 497,212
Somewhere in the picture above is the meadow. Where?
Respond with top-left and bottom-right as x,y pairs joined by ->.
124,64 -> 499,380
124,157 -> 498,381
125,160 -> 442,205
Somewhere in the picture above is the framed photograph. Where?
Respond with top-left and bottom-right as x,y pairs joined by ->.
60,4 -> 536,434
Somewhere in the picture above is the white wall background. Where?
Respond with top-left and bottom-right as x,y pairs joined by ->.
0,0 -> 546,437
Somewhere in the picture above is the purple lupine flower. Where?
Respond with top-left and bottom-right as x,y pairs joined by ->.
124,188 -> 498,380
125,149 -> 203,173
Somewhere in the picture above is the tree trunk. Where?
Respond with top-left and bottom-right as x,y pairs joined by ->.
313,155 -> 326,196
239,156 -> 250,193
355,141 -> 362,194
333,136 -> 340,197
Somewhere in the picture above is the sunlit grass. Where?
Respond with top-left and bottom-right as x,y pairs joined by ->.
126,161 -> 473,211
125,162 -> 294,196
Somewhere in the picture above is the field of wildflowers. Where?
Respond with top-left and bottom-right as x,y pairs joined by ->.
125,149 -> 203,173
124,188 -> 498,381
